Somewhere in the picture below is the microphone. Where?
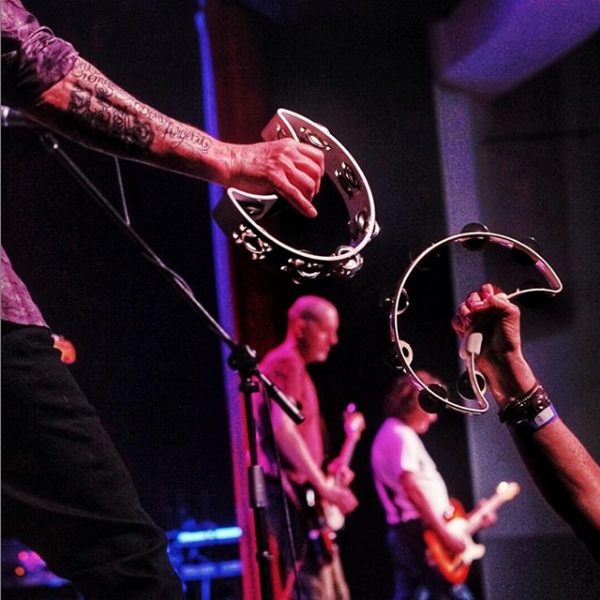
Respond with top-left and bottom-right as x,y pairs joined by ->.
1,105 -> 39,128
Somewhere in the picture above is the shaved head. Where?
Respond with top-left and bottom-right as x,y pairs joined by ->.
286,296 -> 339,363
287,295 -> 337,328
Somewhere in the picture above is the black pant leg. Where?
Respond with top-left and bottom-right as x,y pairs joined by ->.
1,324 -> 183,600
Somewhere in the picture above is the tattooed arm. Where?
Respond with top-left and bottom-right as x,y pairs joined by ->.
23,57 -> 324,217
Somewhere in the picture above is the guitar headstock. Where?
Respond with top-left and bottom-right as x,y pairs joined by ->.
343,403 -> 366,439
495,481 -> 520,501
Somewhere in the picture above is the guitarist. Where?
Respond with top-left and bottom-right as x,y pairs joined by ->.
371,371 -> 496,600
257,296 -> 358,600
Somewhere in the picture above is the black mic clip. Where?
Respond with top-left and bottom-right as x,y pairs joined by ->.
1,105 -> 39,129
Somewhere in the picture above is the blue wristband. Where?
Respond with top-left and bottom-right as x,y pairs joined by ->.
512,403 -> 559,432
499,385 -> 551,425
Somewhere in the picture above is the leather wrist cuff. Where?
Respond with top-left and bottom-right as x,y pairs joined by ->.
498,383 -> 552,426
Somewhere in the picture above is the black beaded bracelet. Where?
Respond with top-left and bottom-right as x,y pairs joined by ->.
498,384 -> 553,426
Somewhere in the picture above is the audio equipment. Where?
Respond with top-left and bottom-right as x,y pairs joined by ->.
1,105 -> 39,128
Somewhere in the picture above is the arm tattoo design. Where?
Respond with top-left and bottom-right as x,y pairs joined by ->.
65,59 -> 211,159
69,82 -> 155,154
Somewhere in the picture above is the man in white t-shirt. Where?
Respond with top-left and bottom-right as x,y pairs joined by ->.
371,370 -> 476,600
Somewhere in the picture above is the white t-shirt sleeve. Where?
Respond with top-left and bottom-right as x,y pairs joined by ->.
397,426 -> 421,475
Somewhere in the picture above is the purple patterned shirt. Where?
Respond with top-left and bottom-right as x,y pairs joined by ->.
1,0 -> 78,326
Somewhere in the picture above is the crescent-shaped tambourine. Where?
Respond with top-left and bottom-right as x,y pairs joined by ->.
213,109 -> 379,282
389,225 -> 563,415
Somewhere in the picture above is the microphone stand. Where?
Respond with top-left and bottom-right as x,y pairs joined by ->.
39,131 -> 304,600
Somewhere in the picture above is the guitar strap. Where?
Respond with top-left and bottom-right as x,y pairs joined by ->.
320,414 -> 333,471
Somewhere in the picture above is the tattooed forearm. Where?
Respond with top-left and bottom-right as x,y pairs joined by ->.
68,82 -> 155,154
61,58 -> 211,160
163,121 -> 211,153
64,60 -> 154,156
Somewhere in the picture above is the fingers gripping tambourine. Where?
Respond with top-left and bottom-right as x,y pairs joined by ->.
213,109 -> 379,282
389,225 -> 563,415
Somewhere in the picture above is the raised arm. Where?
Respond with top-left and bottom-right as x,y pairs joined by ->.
22,56 -> 324,217
452,283 -> 600,562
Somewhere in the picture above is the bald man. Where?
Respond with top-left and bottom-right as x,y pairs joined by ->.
257,296 -> 358,600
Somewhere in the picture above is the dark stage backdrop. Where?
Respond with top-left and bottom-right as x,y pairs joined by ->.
209,4 -> 479,598
2,0 -> 236,531
3,2 -> 477,599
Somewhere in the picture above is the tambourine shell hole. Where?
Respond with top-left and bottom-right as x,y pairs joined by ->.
306,131 -> 329,150
276,125 -> 289,139
242,202 -> 265,217
456,371 -> 486,400
399,341 -> 413,365
335,162 -> 361,197
395,288 -> 409,315
354,209 -> 367,231
342,162 -> 359,189
336,170 -> 353,196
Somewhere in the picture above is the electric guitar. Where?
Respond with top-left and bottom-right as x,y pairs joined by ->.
300,405 -> 365,565
423,481 -> 520,585
322,405 -> 366,531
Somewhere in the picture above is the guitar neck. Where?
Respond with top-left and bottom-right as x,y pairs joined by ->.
466,490 -> 511,535
330,408 -> 364,486
337,435 -> 358,470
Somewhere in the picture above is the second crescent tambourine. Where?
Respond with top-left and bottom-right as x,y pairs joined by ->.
213,109 -> 379,283
389,225 -> 563,415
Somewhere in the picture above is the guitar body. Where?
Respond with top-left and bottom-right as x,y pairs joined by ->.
301,484 -> 335,566
299,405 -> 366,565
323,494 -> 345,532
424,500 -> 473,585
424,481 -> 520,585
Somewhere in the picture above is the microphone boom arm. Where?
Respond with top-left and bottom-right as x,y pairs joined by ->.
38,131 -> 304,424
